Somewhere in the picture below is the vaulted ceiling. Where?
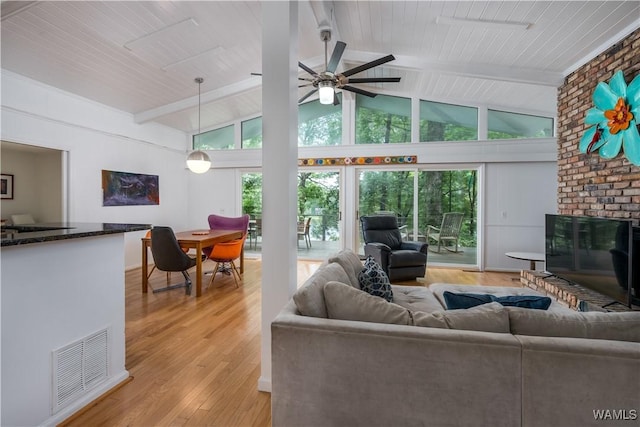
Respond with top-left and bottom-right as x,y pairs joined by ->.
2,1 -> 639,135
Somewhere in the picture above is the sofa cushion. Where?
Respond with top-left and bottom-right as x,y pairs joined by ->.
392,285 -> 446,313
323,281 -> 509,333
328,249 -> 364,289
358,256 -> 393,302
443,291 -> 552,310
508,308 -> 640,343
324,281 -> 411,325
293,262 -> 351,318
413,302 -> 510,333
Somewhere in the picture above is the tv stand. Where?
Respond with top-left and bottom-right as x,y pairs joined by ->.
520,270 -> 639,312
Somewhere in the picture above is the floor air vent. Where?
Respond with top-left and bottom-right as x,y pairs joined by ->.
52,327 -> 110,414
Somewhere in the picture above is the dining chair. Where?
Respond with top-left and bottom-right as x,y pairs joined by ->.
149,226 -> 198,295
203,214 -> 250,288
297,217 -> 312,249
145,230 -> 191,282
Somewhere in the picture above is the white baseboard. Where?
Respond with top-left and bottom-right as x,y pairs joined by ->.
41,371 -> 130,427
257,376 -> 272,393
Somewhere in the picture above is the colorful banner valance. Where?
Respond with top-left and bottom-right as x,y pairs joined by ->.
298,155 -> 416,166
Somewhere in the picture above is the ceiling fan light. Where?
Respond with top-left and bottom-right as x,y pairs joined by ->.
318,81 -> 334,105
186,150 -> 211,173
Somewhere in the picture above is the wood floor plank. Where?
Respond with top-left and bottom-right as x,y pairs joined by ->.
60,259 -> 517,427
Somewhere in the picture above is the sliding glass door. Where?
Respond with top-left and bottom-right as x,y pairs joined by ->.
357,167 -> 478,266
241,169 -> 342,260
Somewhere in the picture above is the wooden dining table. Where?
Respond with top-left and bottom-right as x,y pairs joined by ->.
142,229 -> 244,297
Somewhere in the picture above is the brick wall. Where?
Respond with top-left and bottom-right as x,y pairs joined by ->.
557,28 -> 640,222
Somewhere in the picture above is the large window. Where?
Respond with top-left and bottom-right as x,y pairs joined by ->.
299,96 -> 342,146
193,125 -> 234,150
241,117 -> 262,149
355,94 -> 411,144
488,110 -> 553,139
239,98 -> 342,149
420,100 -> 478,142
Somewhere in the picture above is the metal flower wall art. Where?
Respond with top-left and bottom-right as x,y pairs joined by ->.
580,70 -> 640,165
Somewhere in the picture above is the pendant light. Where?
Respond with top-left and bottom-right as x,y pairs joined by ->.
187,77 -> 211,173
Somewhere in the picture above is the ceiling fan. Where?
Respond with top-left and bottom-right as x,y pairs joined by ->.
298,29 -> 401,105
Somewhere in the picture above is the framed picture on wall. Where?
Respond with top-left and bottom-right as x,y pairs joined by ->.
1,174 -> 14,199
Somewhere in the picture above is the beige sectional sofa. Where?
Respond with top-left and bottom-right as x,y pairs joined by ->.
271,250 -> 640,427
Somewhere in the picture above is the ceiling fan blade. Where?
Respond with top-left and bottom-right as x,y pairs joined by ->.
327,41 -> 346,73
341,85 -> 378,98
299,61 -> 319,77
346,77 -> 401,84
298,83 -> 314,88
251,72 -> 262,76
341,54 -> 396,78
333,92 -> 341,106
298,88 -> 317,104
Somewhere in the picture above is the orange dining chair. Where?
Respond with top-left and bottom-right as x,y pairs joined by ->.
202,214 -> 250,288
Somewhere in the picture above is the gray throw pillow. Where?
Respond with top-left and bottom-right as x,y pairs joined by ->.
293,262 -> 351,318
328,249 -> 364,289
324,281 -> 411,325
358,256 -> 393,302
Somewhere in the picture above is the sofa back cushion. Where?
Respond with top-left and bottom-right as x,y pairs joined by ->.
414,302 -> 509,333
323,281 -> 509,333
508,308 -> 640,343
328,249 -> 364,289
293,262 -> 351,318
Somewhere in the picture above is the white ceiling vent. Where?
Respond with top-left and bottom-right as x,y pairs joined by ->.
51,327 -> 110,414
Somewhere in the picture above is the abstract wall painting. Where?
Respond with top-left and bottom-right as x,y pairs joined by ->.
1,173 -> 14,199
102,170 -> 159,206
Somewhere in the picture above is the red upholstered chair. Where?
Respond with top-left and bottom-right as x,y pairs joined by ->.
203,214 -> 250,288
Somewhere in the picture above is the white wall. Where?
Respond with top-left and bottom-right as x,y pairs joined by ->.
1,71 -> 190,269
484,161 -> 558,271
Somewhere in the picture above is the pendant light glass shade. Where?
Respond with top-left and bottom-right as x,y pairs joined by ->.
186,150 -> 211,173
187,77 -> 210,173
318,80 -> 334,105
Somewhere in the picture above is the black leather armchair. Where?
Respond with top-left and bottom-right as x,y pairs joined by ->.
360,215 -> 428,282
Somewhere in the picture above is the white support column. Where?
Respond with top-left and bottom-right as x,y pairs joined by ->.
258,1 -> 298,393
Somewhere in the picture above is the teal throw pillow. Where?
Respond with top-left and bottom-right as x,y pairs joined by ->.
358,256 -> 393,302
444,291 -> 551,310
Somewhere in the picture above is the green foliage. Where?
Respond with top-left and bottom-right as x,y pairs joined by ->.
242,173 -> 263,217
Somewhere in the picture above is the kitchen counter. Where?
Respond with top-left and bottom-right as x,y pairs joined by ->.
1,221 -> 150,425
1,222 -> 150,246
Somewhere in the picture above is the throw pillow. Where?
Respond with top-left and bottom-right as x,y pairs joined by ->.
293,262 -> 352,318
443,291 -> 551,310
328,249 -> 365,289
358,256 -> 393,302
323,281 -> 411,325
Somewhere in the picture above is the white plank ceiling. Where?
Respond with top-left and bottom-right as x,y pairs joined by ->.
1,1 -> 639,134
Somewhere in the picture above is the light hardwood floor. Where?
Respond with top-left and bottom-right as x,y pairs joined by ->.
61,260 -> 518,427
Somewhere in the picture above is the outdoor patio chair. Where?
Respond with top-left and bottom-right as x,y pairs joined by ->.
427,212 -> 464,253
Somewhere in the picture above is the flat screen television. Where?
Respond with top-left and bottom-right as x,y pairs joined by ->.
545,214 -> 639,309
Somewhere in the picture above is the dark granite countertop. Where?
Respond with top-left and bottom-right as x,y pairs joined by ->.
1,222 -> 151,247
